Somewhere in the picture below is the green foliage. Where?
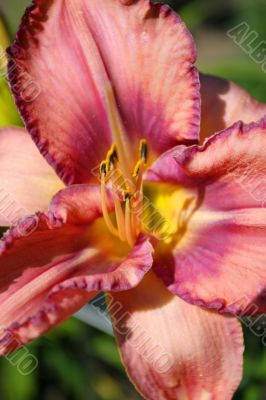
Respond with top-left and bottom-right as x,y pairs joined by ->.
0,77 -> 22,127
0,319 -> 141,400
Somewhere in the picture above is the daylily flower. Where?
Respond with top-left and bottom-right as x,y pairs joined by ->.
1,0 -> 266,399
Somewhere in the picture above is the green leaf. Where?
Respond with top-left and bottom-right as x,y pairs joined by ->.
0,355 -> 38,400
0,76 -> 22,127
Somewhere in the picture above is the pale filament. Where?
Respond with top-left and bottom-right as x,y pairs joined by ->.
100,165 -> 119,238
130,199 -> 138,240
111,168 -> 126,242
129,161 -> 143,234
125,196 -> 136,248
132,191 -> 143,234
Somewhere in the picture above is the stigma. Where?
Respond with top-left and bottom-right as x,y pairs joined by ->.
100,139 -> 148,247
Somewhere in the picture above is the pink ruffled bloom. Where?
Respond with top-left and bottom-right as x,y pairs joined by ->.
1,0 -> 266,399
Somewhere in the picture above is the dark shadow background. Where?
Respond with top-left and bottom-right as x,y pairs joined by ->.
0,0 -> 266,399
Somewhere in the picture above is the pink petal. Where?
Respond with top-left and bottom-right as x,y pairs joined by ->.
109,271 -> 243,400
148,118 -> 266,315
0,127 -> 64,226
0,185 -> 153,353
200,73 -> 266,143
8,0 -> 200,184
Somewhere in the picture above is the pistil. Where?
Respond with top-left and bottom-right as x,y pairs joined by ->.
105,83 -> 134,192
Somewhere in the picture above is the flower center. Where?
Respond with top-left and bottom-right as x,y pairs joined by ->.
100,140 -> 148,248
99,83 -> 193,248
100,83 -> 148,247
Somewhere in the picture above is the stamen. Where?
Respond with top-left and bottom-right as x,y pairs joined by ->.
133,160 -> 142,178
114,195 -> 126,241
139,139 -> 148,163
105,83 -> 134,191
100,162 -> 119,238
111,166 -> 126,242
125,194 -> 136,247
100,161 -> 107,176
131,197 -> 138,237
136,160 -> 144,194
107,144 -> 118,171
132,191 -> 143,233
123,191 -> 131,202
100,138 -> 149,247
131,139 -> 148,234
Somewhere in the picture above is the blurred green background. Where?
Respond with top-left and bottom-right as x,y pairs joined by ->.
0,0 -> 266,399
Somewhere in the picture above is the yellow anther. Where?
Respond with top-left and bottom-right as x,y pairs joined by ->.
99,127 -> 149,246
107,144 -> 118,171
100,161 -> 107,176
139,139 -> 148,164
123,191 -> 132,202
